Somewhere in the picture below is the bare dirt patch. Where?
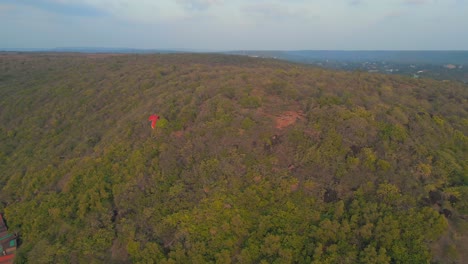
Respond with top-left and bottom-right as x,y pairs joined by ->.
275,111 -> 304,129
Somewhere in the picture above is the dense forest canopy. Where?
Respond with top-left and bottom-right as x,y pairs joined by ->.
0,53 -> 466,263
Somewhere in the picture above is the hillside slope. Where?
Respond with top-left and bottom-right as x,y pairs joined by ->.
0,53 -> 466,263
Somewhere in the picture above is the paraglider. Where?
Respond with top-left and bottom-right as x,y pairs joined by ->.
148,114 -> 159,129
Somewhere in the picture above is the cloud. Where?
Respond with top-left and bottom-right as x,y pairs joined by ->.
241,3 -> 307,21
0,4 -> 16,13
349,0 -> 364,6
2,0 -> 107,17
39,0 -> 225,23
403,0 -> 430,5
2,0 -> 467,50
383,10 -> 405,20
176,0 -> 223,11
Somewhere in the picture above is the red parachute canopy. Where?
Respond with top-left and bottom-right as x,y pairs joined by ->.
148,114 -> 160,129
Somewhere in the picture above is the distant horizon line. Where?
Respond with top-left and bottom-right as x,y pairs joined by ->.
1,47 -> 468,53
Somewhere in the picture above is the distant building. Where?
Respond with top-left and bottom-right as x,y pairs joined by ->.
0,214 -> 17,264
444,64 -> 457,69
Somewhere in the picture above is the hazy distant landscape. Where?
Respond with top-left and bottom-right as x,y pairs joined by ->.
226,50 -> 468,83
4,48 -> 467,83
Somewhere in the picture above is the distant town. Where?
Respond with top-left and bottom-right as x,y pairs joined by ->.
226,50 -> 468,84
308,60 -> 468,84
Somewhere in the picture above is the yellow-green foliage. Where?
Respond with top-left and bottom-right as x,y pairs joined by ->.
0,53 -> 466,263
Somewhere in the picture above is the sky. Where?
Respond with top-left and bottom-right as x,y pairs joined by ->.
0,0 -> 467,50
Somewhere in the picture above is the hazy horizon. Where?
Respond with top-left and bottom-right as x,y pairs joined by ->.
1,0 -> 467,50
2,47 -> 468,52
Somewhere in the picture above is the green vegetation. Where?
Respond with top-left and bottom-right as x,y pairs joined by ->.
0,53 -> 466,263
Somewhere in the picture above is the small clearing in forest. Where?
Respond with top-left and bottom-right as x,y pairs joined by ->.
275,111 -> 304,129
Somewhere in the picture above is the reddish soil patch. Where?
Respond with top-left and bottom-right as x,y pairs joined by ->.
275,111 -> 304,129
290,182 -> 299,192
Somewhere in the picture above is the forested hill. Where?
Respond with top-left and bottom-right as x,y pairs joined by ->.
0,53 -> 466,263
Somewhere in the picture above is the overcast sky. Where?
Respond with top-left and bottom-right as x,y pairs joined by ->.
0,0 -> 466,50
